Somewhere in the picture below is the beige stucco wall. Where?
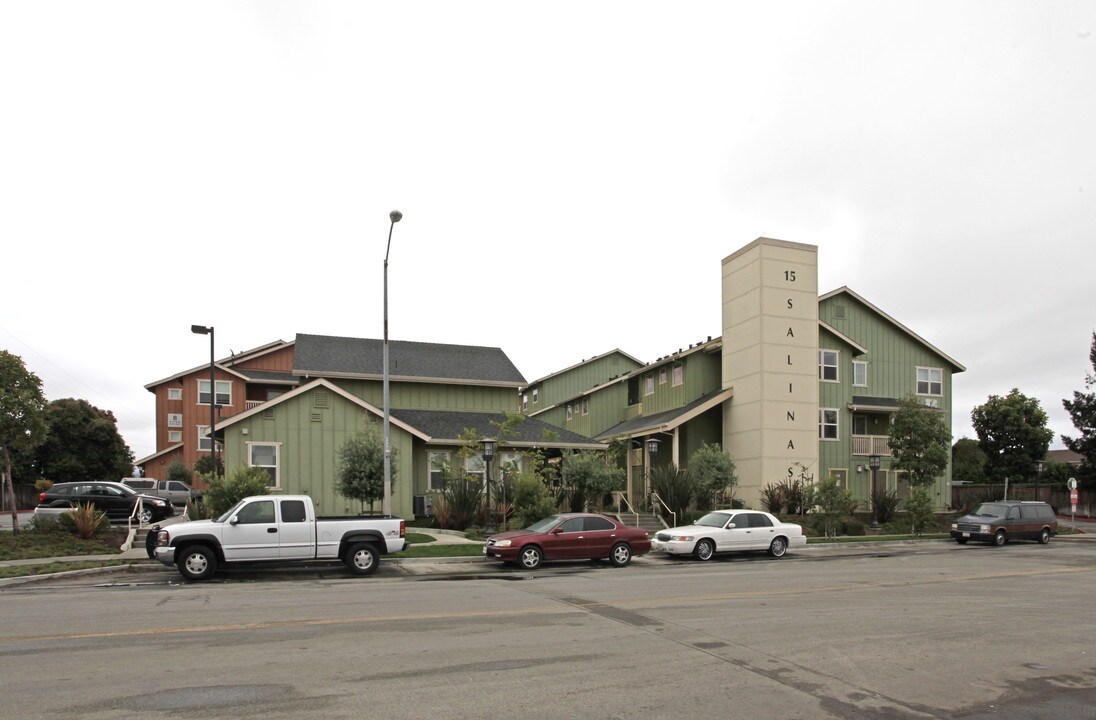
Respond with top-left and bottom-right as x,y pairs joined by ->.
722,238 -> 819,508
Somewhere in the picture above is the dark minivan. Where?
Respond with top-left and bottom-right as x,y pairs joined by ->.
950,501 -> 1058,546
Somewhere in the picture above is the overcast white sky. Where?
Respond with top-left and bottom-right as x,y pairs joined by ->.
2,2 -> 1094,465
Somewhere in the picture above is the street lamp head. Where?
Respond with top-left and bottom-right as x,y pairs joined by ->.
482,437 -> 496,461
191,324 -> 211,335
868,454 -> 881,471
646,437 -> 660,455
390,210 -> 403,223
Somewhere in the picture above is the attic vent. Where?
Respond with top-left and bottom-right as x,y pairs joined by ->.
263,409 -> 275,420
310,411 -> 323,423
834,305 -> 846,319
314,390 -> 329,408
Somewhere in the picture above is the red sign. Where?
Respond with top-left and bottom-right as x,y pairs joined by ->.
1071,488 -> 1079,511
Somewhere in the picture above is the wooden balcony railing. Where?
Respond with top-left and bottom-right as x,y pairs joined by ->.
245,400 -> 264,410
851,434 -> 892,456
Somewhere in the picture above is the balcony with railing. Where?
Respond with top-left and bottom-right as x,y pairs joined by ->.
851,434 -> 891,457
245,400 -> 264,411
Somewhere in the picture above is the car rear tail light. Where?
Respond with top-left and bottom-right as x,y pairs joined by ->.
39,492 -> 46,502
399,520 -> 405,538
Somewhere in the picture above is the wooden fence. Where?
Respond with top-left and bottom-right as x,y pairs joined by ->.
951,483 -> 1092,518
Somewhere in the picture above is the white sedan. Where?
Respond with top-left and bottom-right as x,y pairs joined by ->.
651,510 -> 806,560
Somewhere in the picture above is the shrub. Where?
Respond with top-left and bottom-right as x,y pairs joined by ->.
202,466 -> 272,516
441,475 -> 484,531
650,464 -> 697,522
760,483 -> 784,513
58,503 -> 110,539
871,488 -> 900,525
165,460 -> 193,486
842,518 -> 866,536
34,479 -> 53,493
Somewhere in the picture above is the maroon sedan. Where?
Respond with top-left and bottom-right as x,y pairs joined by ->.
484,513 -> 652,570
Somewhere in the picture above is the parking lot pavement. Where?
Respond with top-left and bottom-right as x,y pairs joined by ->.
0,511 -> 35,531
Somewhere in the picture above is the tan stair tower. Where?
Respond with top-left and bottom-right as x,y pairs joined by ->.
722,238 -> 819,508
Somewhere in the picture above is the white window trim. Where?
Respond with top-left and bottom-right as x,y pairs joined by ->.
852,361 -> 868,387
916,366 -> 944,397
672,363 -> 683,387
167,388 -> 182,400
645,373 -> 655,396
247,441 -> 281,488
197,425 -> 212,452
532,388 -> 539,404
198,379 -> 233,407
581,397 -> 589,416
428,451 -> 450,491
659,368 -> 667,385
819,408 -> 839,441
566,403 -> 573,421
168,430 -> 182,443
819,350 -> 839,383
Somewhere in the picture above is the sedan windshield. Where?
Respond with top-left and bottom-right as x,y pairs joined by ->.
524,515 -> 563,533
694,512 -> 732,528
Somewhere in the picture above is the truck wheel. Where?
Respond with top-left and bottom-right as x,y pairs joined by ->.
344,542 -> 379,576
177,545 -> 217,581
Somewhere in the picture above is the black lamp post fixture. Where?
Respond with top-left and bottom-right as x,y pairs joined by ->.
190,324 -> 217,480
1035,459 -> 1044,500
482,438 -> 496,535
382,210 -> 402,517
869,454 -> 881,529
646,437 -> 660,455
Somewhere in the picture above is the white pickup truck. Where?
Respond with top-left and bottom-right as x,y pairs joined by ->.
153,495 -> 408,581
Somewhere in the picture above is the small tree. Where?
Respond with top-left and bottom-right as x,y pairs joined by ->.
806,476 -> 854,539
905,486 -> 935,535
689,443 -> 738,509
201,466 -> 272,516
0,350 -> 48,533
890,396 -> 952,488
335,422 -> 394,514
558,451 -> 624,512
951,438 -> 987,485
510,470 -> 557,529
193,455 -> 223,479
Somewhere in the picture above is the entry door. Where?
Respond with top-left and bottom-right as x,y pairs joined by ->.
221,499 -> 280,561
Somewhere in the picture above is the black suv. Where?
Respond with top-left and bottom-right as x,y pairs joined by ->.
950,501 -> 1058,546
37,481 -> 173,524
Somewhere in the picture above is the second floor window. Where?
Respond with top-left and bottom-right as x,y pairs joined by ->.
198,379 -> 231,406
645,373 -> 655,396
819,350 -> 839,382
167,387 -> 182,400
168,430 -> 182,443
853,361 -> 868,387
672,363 -> 683,386
197,425 -> 212,452
917,367 -> 943,396
819,409 -> 838,440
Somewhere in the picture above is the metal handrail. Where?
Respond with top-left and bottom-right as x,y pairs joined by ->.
650,491 -> 676,528
613,491 -> 640,527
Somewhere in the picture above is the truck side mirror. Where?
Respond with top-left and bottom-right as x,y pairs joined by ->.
229,516 -> 239,525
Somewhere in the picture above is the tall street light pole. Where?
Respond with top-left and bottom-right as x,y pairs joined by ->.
191,325 -> 216,480
382,210 -> 402,518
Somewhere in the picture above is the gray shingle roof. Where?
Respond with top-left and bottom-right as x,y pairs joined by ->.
232,369 -> 298,384
293,334 -> 526,386
390,409 -> 601,448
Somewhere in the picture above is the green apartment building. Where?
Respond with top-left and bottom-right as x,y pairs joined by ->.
142,237 -> 963,517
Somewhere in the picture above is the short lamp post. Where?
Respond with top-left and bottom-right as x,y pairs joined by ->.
646,437 -> 660,509
191,324 -> 217,480
1035,460 -> 1045,501
869,454 -> 881,529
482,438 -> 496,535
